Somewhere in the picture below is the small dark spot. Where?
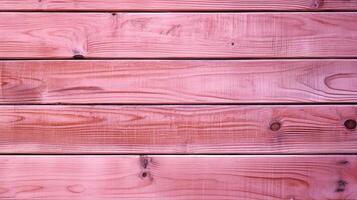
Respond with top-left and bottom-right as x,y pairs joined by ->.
344,119 -> 356,130
335,180 -> 347,193
38,0 -> 42,2
270,122 -> 281,132
141,172 -> 148,178
112,13 -> 117,16
231,42 -> 235,46
339,180 -> 347,185
335,188 -> 344,193
140,171 -> 153,180
338,160 -> 350,165
73,54 -> 84,59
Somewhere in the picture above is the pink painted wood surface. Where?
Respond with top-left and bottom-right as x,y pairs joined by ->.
0,105 -> 355,154
1,13 -> 357,58
1,60 -> 357,104
0,155 -> 356,199
1,0 -> 357,11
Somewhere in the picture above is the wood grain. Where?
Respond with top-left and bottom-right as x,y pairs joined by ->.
1,13 -> 357,58
0,155 -> 356,199
1,60 -> 357,104
1,0 -> 357,11
0,105 -> 355,154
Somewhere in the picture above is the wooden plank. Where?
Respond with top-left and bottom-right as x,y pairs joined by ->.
1,0 -> 357,11
1,60 -> 357,104
0,105 -> 355,154
0,155 -> 356,199
1,13 -> 357,59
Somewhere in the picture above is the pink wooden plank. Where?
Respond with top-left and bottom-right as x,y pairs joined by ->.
1,13 -> 357,58
1,60 -> 357,104
0,105 -> 355,154
0,155 -> 356,199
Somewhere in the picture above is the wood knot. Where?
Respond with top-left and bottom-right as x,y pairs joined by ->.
67,184 -> 86,194
311,0 -> 324,9
335,180 -> 348,193
72,49 -> 85,59
270,121 -> 281,132
140,155 -> 150,169
141,171 -> 148,178
344,119 -> 356,130
139,155 -> 154,180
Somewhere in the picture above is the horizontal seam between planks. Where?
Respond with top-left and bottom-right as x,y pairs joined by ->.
1,10 -> 357,13
0,103 -> 356,106
1,153 -> 357,156
3,57 -> 357,61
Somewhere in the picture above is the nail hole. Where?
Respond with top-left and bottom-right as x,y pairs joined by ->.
344,119 -> 356,130
231,42 -> 235,46
270,122 -> 281,132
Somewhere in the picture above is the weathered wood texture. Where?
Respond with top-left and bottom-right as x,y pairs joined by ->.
0,155 -> 356,199
1,13 -> 357,58
0,105 -> 355,154
1,0 -> 357,11
1,60 -> 357,104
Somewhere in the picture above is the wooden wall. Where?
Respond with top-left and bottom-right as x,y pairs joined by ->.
0,1 -> 356,199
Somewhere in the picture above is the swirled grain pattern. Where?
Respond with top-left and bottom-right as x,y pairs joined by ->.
0,105 -> 355,154
1,60 -> 356,104
1,13 -> 357,58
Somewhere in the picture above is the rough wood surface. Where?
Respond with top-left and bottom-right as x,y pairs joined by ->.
1,60 -> 357,104
0,105 -> 355,154
0,155 -> 356,199
1,13 -> 357,58
1,0 -> 357,11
